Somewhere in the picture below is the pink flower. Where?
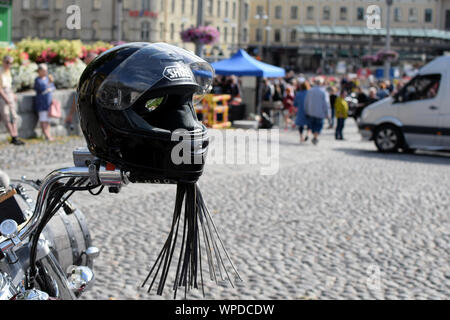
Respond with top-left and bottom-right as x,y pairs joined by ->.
180,26 -> 220,45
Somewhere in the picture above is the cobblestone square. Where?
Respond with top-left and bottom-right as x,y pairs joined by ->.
1,120 -> 449,300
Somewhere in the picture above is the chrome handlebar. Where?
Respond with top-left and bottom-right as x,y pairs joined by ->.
1,148 -> 128,253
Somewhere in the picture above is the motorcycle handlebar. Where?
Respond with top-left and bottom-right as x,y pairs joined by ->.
1,166 -> 127,253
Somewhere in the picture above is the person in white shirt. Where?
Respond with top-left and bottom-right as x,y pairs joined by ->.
0,56 -> 24,145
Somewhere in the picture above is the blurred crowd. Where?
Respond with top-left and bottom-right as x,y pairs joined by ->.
258,71 -> 406,145
211,75 -> 244,106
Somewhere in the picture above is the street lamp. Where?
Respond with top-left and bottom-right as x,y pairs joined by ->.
196,0 -> 205,57
254,13 -> 268,59
385,0 -> 393,80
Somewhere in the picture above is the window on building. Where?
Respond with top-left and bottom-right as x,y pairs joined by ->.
38,20 -> 47,37
340,7 -> 347,21
244,3 -> 249,20
291,6 -> 298,20
218,1 -> 221,16
256,28 -> 262,42
425,9 -> 433,23
256,5 -> 263,16
122,20 -> 129,41
54,19 -> 62,38
123,0 -> 132,9
160,22 -> 165,39
394,8 -> 401,22
208,0 -> 213,15
225,1 -> 229,17
92,21 -> 99,40
275,6 -> 282,19
141,21 -> 150,41
446,10 -> 450,30
182,0 -> 185,13
22,0 -> 30,10
290,29 -> 297,42
93,0 -> 102,10
224,27 -> 228,42
274,29 -> 281,42
243,27 -> 248,42
21,19 -> 30,37
323,6 -> 330,20
233,2 -> 236,19
55,0 -> 63,10
41,0 -> 49,9
307,6 -> 314,20
170,23 -> 175,40
171,0 -> 176,13
232,27 -> 235,43
142,0 -> 150,11
408,8 -> 418,22
191,0 -> 195,15
357,7 -> 364,21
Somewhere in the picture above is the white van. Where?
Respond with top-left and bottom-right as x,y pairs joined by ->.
359,56 -> 450,152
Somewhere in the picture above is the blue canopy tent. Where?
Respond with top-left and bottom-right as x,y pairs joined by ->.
211,49 -> 286,120
211,49 -> 285,78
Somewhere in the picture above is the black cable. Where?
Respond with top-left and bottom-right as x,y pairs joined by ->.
27,178 -> 80,288
28,177 -> 100,289
88,185 -> 105,196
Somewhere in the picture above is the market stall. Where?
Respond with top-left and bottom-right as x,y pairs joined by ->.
211,49 -> 285,119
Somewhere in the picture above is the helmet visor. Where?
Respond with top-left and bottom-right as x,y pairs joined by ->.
96,43 -> 214,111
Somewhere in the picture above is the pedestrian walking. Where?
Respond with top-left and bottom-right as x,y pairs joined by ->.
261,78 -> 274,114
294,80 -> 311,143
376,82 -> 390,99
327,86 -> 338,129
0,55 -> 24,146
282,86 -> 295,130
304,78 -> 331,145
34,63 -> 55,141
335,90 -> 349,140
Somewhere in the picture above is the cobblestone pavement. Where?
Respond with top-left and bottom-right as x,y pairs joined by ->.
1,120 -> 449,300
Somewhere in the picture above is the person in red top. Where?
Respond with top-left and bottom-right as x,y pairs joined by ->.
282,86 -> 295,130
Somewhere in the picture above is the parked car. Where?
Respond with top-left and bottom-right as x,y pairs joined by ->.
359,56 -> 450,152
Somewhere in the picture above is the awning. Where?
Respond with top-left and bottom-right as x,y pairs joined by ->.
333,26 -> 349,35
295,25 -> 450,40
392,28 -> 410,37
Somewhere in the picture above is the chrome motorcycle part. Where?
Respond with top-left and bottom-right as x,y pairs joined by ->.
0,272 -> 18,300
0,220 -> 20,264
38,251 -> 77,300
73,147 -> 97,167
66,265 -> 95,295
15,289 -> 49,300
84,247 -> 100,260
43,209 -> 94,272
0,219 -> 19,243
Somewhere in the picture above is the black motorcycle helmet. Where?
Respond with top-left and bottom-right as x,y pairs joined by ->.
77,43 -> 214,183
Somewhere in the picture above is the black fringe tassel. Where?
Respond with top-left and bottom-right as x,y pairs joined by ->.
142,182 -> 241,299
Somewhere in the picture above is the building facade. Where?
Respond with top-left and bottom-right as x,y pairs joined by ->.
12,0 -> 249,60
247,0 -> 450,72
11,0 -> 450,70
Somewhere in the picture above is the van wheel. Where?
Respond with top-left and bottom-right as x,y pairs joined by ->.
374,125 -> 402,153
